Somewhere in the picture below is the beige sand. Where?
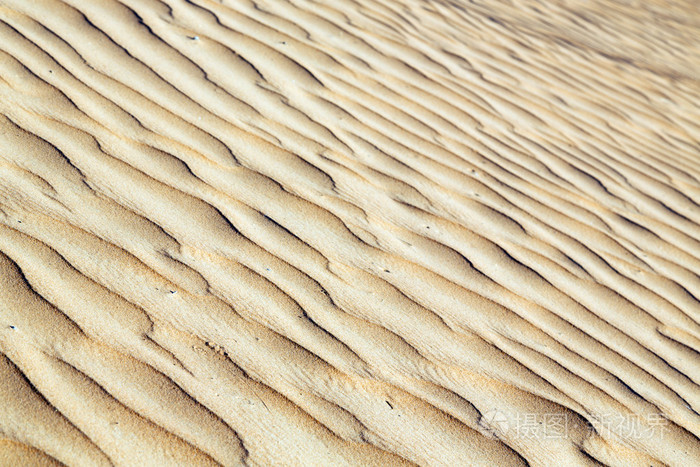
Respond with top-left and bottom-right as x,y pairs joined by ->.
0,0 -> 698,465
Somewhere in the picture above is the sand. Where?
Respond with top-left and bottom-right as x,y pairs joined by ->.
0,0 -> 698,465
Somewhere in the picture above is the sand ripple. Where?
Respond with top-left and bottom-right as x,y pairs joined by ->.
0,0 -> 699,465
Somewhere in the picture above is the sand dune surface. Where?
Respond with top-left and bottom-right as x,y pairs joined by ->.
0,0 -> 699,465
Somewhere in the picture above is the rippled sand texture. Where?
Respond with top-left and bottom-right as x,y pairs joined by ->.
0,0 -> 699,465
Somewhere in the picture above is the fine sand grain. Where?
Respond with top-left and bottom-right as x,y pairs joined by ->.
0,0 -> 699,465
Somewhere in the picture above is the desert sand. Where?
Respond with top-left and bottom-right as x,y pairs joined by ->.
0,0 -> 698,465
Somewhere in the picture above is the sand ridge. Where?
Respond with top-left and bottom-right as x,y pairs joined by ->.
0,0 -> 699,465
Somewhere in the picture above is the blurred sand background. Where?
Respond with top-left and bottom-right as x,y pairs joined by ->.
0,0 -> 699,465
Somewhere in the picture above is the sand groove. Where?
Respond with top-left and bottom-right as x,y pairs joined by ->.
0,0 -> 698,465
